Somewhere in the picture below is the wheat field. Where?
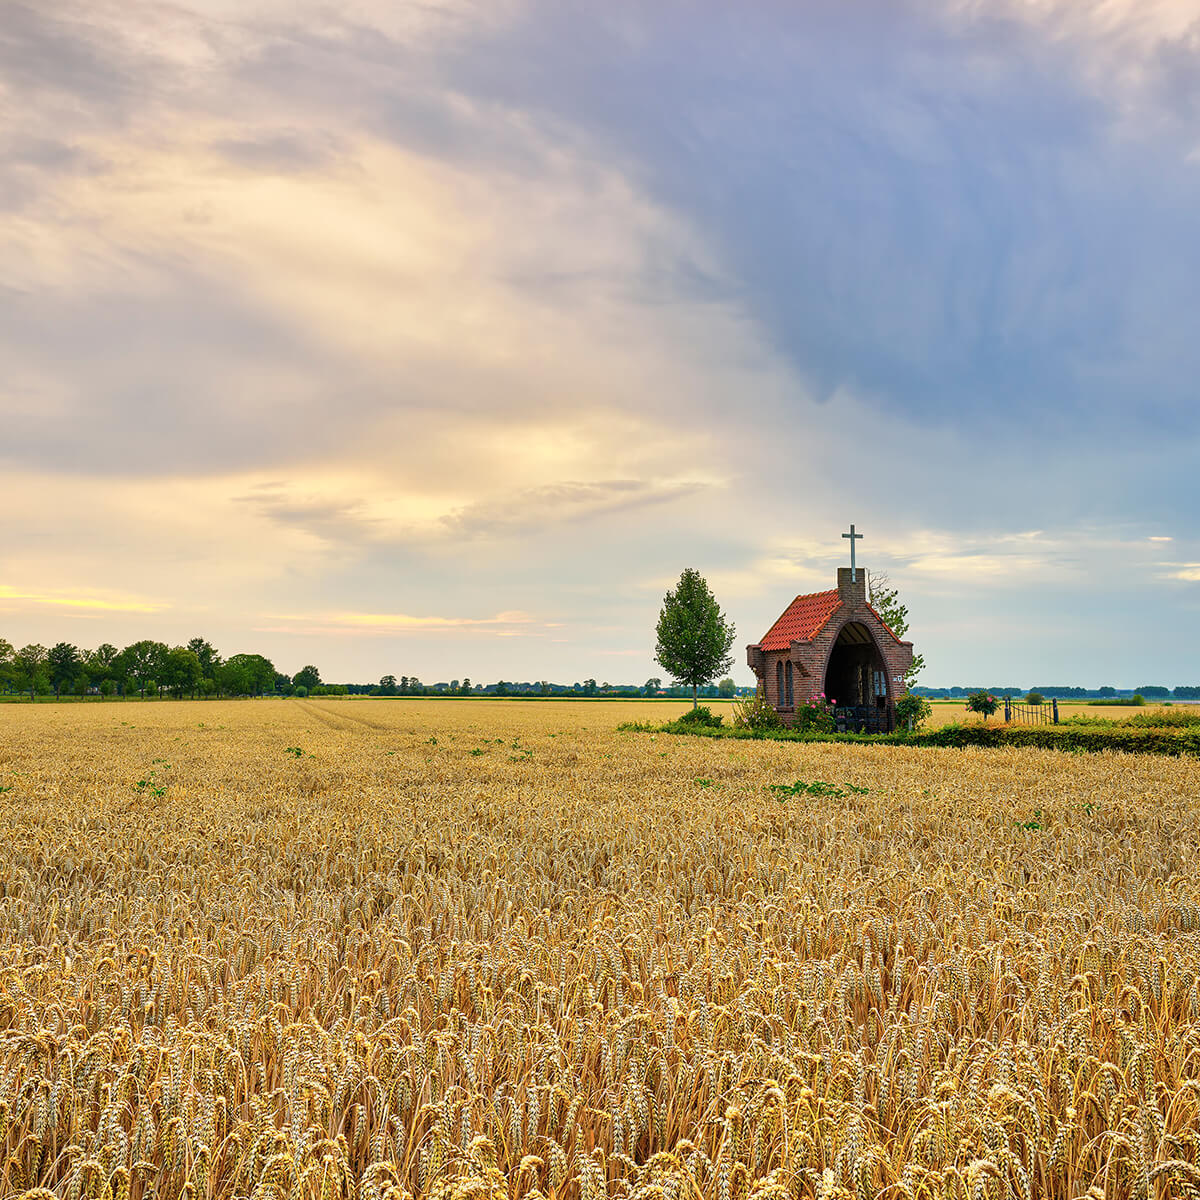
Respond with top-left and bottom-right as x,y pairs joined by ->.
1,698 -> 1198,1200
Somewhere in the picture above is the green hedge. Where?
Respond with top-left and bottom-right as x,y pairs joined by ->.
618,719 -> 1200,756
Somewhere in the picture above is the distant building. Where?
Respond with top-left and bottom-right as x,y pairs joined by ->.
746,566 -> 914,731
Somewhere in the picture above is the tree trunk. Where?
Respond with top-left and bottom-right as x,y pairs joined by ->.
692,684 -> 698,708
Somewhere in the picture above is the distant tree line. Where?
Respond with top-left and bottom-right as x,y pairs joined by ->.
914,684 -> 1199,700
359,677 -> 748,699
0,637 -> 752,701
0,636 -> 303,700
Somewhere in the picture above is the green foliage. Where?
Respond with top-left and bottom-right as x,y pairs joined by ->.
1018,809 -> 1044,831
13,644 -> 48,701
1066,708 -> 1200,730
121,640 -> 169,697
677,705 -> 723,728
913,723 -> 1200,755
294,664 -> 322,692
894,692 -> 932,730
162,646 -> 202,698
625,716 -> 1200,756
655,568 -> 736,706
47,642 -> 82,699
965,691 -> 999,720
134,770 -> 167,798
769,779 -> 870,800
84,644 -> 121,691
186,638 -> 221,681
717,677 -> 736,698
1125,707 -> 1200,727
1024,691 -> 1045,706
730,689 -> 782,731
868,571 -> 924,684
221,653 -> 277,696
793,694 -> 835,734
1130,693 -> 1146,706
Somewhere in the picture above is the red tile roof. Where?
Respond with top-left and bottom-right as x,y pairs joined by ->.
756,589 -> 842,650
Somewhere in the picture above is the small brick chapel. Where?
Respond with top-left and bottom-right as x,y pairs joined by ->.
746,529 -> 914,730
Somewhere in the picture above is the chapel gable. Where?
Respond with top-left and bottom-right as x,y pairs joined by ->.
745,533 -> 914,732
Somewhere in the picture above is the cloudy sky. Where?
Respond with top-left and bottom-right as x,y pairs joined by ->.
3,0 -> 1199,687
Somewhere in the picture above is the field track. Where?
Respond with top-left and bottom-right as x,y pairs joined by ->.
1,699 -> 1198,1200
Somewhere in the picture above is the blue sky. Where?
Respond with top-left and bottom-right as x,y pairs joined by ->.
2,0 -> 1198,686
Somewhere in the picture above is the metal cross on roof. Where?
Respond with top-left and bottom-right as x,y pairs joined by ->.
842,523 -> 863,582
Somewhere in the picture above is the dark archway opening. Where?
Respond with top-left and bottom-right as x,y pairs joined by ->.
824,623 -> 891,730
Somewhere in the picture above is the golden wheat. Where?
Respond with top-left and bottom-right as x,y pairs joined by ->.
0,698 -> 1197,1200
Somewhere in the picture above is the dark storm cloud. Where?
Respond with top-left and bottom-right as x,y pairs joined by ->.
382,0 -> 1200,438
198,1 -> 1200,455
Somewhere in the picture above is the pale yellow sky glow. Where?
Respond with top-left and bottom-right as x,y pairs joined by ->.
257,609 -> 554,637
3,0 -> 1199,686
0,586 -> 165,614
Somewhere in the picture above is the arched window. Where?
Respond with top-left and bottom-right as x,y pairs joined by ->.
786,660 -> 794,707
776,661 -> 784,706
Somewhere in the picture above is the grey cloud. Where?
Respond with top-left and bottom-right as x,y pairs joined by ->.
312,0 -> 1200,444
441,479 -> 711,538
237,479 -> 713,549
0,136 -> 108,212
0,3 -> 143,116
1153,22 -> 1200,122
212,130 -> 345,172
0,275 -> 351,476
218,0 -> 1200,448
235,486 -> 379,545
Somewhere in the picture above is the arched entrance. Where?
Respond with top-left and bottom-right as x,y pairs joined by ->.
823,622 -> 891,730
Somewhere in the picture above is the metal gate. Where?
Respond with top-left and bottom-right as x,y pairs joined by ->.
1003,698 -> 1060,725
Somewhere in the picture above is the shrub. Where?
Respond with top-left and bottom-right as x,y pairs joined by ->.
1130,693 -> 1147,706
1025,691 -> 1045,706
677,705 -> 723,728
966,692 -> 999,721
1124,707 -> 1200,728
793,693 -> 836,734
895,692 -> 933,730
731,689 -> 782,732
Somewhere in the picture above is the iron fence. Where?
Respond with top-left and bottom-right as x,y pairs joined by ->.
833,705 -> 892,734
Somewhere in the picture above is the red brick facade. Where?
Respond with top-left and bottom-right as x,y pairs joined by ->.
746,568 -> 914,727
